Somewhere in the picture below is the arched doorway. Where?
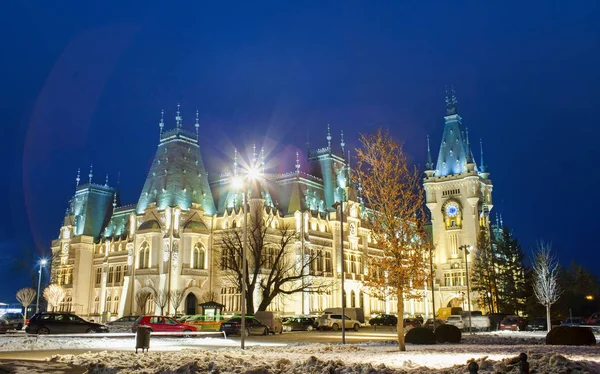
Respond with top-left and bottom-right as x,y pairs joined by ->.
186,293 -> 198,315
447,297 -> 463,308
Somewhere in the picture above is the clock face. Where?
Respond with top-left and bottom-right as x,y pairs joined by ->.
445,203 -> 459,217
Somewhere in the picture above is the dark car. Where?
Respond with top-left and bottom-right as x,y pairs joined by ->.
525,317 -> 561,331
283,317 -> 317,331
0,319 -> 11,334
561,317 -> 586,326
423,318 -> 445,330
25,312 -> 109,334
0,313 -> 25,330
499,316 -> 526,331
369,314 -> 398,326
106,315 -> 140,332
487,313 -> 507,331
585,312 -> 600,325
219,316 -> 270,336
403,318 -> 422,329
132,316 -> 197,334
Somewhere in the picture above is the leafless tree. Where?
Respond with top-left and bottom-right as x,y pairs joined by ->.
135,290 -> 153,315
16,288 -> 36,319
43,284 -> 65,312
532,241 -> 562,332
153,289 -> 171,316
355,129 -> 431,351
200,291 -> 218,303
217,212 -> 331,314
170,289 -> 185,315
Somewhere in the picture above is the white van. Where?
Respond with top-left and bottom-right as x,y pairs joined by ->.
323,308 -> 365,323
254,311 -> 283,334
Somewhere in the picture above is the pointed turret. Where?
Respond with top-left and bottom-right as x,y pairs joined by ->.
435,88 -> 469,176
465,128 -> 476,172
425,135 -> 435,178
479,139 -> 490,179
445,85 -> 458,115
326,124 -> 332,153
104,174 -> 109,187
75,168 -> 81,189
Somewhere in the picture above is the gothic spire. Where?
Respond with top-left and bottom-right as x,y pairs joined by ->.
445,85 -> 458,115
425,135 -> 433,170
479,139 -> 487,173
75,168 -> 81,188
195,110 -> 200,140
159,109 -> 164,138
326,124 -> 331,151
175,103 -> 182,128
88,164 -> 93,184
465,128 -> 474,164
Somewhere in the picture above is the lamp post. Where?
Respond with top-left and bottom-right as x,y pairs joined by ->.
36,259 -> 47,314
458,244 -> 472,333
429,246 -> 436,332
331,200 -> 345,345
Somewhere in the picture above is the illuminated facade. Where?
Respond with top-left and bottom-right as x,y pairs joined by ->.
423,89 -> 493,313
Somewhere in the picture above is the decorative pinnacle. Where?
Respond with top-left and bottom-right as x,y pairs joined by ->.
426,135 -> 433,170
479,139 -> 487,173
113,192 -> 117,209
105,174 -> 109,187
295,150 -> 300,174
195,110 -> 200,138
88,164 -> 93,184
175,103 -> 182,128
76,168 -> 81,188
465,128 -> 474,164
233,148 -> 238,176
445,86 -> 458,115
326,124 -> 331,150
340,130 -> 345,153
159,109 -> 164,137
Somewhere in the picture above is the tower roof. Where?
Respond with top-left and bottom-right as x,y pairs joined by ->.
137,107 -> 216,214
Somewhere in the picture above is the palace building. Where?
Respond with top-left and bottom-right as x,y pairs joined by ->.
51,94 -> 492,320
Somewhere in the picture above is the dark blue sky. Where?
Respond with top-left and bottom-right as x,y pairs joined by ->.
1,1 -> 599,301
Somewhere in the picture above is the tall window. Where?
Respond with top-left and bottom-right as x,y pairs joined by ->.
316,250 -> 323,272
193,244 -> 205,269
351,290 -> 356,307
95,268 -> 102,285
113,296 -> 119,314
115,266 -> 122,283
93,296 -> 99,314
65,268 -> 73,285
106,296 -> 112,313
357,256 -> 363,275
344,254 -> 350,273
325,252 -> 332,272
350,255 -> 356,274
107,267 -> 114,284
139,242 -> 150,269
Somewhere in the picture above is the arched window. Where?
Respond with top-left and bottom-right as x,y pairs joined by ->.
106,296 -> 112,313
139,242 -> 150,269
145,293 -> 154,315
93,296 -> 100,314
351,290 -> 356,307
113,296 -> 119,314
192,244 -> 206,269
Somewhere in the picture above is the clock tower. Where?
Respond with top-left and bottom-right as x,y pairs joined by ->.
423,88 -> 493,312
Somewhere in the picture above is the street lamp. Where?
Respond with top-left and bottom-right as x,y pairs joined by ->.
429,246 -> 436,332
458,244 -> 472,334
232,167 -> 258,350
331,200 -> 346,345
36,259 -> 47,314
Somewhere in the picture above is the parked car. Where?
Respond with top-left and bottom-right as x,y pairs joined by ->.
369,314 -> 398,326
499,316 -> 526,331
283,317 -> 317,331
316,314 -> 361,331
403,318 -> 422,330
461,312 -> 491,331
445,315 -> 465,330
585,312 -> 600,325
561,317 -> 586,326
25,312 -> 109,334
487,313 -> 507,331
254,311 -> 283,334
0,319 -> 11,334
219,316 -> 270,336
525,317 -> 561,331
106,315 -> 140,332
0,313 -> 24,330
423,318 -> 445,330
132,316 -> 197,335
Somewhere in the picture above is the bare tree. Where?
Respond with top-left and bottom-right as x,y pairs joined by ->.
135,290 -> 153,315
532,241 -> 562,332
355,129 -> 431,351
170,289 -> 185,315
218,212 -> 330,314
16,288 -> 36,319
153,289 -> 171,315
43,284 -> 65,312
200,291 -> 218,303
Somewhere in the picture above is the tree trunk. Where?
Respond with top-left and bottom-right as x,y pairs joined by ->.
397,287 -> 405,351
546,304 -> 551,333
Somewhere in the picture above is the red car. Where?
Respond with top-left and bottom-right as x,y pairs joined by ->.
132,316 -> 197,335
499,316 -> 526,331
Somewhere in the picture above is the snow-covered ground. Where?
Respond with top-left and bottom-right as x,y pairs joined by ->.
1,331 -> 599,373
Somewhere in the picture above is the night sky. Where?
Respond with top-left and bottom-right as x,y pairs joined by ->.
1,1 -> 599,301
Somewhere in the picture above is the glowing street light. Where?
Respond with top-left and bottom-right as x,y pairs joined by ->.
232,166 -> 259,350
36,258 -> 48,314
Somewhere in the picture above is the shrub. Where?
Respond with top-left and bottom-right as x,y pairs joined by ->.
545,326 -> 596,346
435,324 -> 461,343
405,327 -> 436,344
